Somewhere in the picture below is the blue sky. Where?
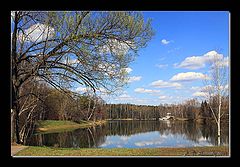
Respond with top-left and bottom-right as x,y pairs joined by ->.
104,11 -> 229,105
12,11 -> 229,106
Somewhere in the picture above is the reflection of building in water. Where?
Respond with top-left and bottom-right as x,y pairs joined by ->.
166,120 -> 171,128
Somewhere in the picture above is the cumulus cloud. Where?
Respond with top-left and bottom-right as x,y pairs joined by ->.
192,91 -> 208,97
150,80 -> 182,88
175,50 -> 226,70
170,72 -> 209,82
161,39 -> 170,45
128,76 -> 142,83
18,23 -> 55,43
134,88 -> 161,94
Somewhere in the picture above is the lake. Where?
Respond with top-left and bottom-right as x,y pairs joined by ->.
26,120 -> 229,148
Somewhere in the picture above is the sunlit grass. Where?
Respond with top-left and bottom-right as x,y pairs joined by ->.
35,120 -> 106,134
15,146 -> 229,156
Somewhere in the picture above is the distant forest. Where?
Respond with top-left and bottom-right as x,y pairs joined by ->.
21,82 -> 229,124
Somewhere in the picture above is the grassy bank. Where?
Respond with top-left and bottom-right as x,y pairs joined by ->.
35,120 -> 106,134
15,146 -> 229,156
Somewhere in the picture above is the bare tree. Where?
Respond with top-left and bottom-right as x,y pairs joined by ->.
202,53 -> 229,145
11,11 -> 154,143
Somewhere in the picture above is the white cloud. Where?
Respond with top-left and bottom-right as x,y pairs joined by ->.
18,23 -> 55,43
122,67 -> 132,73
156,64 -> 168,69
75,86 -> 111,95
134,88 -> 161,94
223,57 -> 229,67
120,136 -> 129,141
96,87 -> 112,95
150,80 -> 182,88
119,94 -> 131,98
175,50 -> 224,70
200,85 -> 214,92
128,76 -> 142,83
190,86 -> 200,90
198,136 -> 207,142
225,84 -> 229,90
114,93 -> 134,101
201,84 -> 228,93
170,72 -> 209,82
175,56 -> 205,69
161,39 -> 170,45
159,96 -> 167,100
99,39 -> 134,56
192,91 -> 208,97
75,87 -> 88,93
97,63 -> 116,76
134,140 -> 164,147
192,84 -> 229,98
214,56 -> 229,67
62,58 -> 79,65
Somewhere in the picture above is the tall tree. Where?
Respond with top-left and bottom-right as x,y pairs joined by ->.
202,52 -> 229,145
11,11 -> 154,143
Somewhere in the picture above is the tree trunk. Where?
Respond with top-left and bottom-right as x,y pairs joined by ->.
15,104 -> 21,144
12,12 -> 21,144
217,95 -> 222,146
12,85 -> 21,144
11,109 -> 15,143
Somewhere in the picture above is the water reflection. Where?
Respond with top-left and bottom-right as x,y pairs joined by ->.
26,120 -> 229,148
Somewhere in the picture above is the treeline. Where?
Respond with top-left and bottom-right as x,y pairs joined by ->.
12,80 -> 107,144
40,87 -> 107,123
105,98 -> 229,121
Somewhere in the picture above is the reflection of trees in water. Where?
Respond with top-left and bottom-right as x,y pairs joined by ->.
26,124 -> 107,148
106,120 -> 229,146
26,121 -> 229,148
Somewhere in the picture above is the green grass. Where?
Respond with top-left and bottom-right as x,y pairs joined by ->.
15,146 -> 229,156
35,120 -> 106,134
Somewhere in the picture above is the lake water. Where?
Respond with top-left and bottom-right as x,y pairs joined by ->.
26,120 -> 229,148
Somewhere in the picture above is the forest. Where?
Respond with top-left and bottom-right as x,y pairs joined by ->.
105,97 -> 229,121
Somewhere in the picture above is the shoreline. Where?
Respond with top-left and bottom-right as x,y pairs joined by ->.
35,120 -> 107,134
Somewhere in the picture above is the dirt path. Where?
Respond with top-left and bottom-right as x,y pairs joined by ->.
11,145 -> 28,156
